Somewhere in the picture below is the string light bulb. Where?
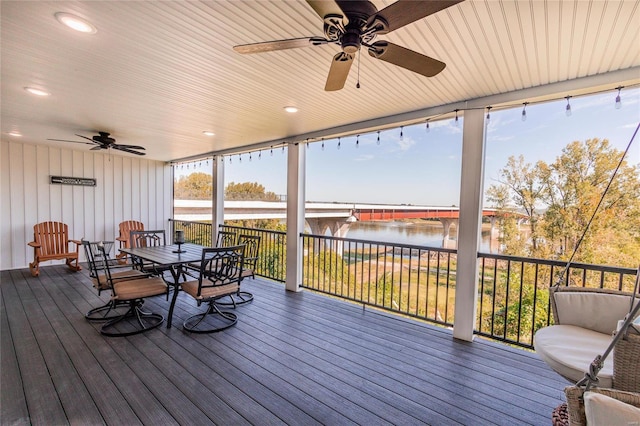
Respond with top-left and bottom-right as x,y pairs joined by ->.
270,146 -> 273,156
521,102 -> 529,122
486,106 -> 492,122
565,96 -> 572,117
356,134 -> 360,148
259,150 -> 262,159
454,109 -> 459,126
322,138 -> 325,150
400,126 -> 404,140
425,120 -> 430,133
337,137 -> 341,150
615,86 -> 623,109
376,131 -> 380,145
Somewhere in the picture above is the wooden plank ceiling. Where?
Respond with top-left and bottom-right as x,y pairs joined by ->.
1,0 -> 639,161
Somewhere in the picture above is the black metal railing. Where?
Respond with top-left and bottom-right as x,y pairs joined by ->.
169,218 -> 213,246
476,253 -> 638,348
219,225 -> 286,282
169,219 -> 287,282
301,233 -> 458,327
169,219 -> 638,349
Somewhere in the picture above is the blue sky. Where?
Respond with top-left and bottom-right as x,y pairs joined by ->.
177,87 -> 640,206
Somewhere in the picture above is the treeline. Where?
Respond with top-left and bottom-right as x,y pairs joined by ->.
487,138 -> 640,268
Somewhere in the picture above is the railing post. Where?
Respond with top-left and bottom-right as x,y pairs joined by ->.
286,142 -> 305,292
454,108 -> 487,342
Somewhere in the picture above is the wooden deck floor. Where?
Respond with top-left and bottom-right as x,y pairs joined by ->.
1,264 -> 568,425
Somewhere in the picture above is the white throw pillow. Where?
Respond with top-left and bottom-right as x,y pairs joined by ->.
584,391 -> 640,425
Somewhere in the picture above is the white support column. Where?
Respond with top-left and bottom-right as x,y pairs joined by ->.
453,109 -> 487,342
211,155 -> 225,244
286,143 -> 305,292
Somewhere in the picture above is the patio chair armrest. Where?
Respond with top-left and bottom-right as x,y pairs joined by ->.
28,241 -> 41,248
69,239 -> 82,251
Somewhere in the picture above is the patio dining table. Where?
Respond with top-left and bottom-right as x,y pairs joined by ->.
119,242 -> 205,328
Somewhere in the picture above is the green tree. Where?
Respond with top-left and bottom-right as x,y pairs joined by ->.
486,155 -> 545,256
488,138 -> 640,267
539,138 -> 640,265
225,182 -> 280,201
174,172 -> 212,200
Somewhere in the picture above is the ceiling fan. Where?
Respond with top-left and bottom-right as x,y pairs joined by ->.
233,0 -> 463,91
47,132 -> 146,156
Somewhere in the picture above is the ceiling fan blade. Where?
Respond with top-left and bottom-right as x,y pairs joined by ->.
325,52 -> 354,91
112,146 -> 146,156
306,0 -> 347,24
368,41 -> 445,77
90,146 -> 104,151
47,138 -> 95,145
75,134 -> 98,143
234,37 -> 323,54
368,0 -> 463,34
114,144 -> 145,150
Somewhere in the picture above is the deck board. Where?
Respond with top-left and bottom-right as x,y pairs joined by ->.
1,264 -> 569,425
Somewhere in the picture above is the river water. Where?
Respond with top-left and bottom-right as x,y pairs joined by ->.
343,220 -> 499,253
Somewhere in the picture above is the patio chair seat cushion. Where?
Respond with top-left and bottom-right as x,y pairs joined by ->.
534,325 -> 613,388
112,277 -> 167,301
181,279 -> 239,301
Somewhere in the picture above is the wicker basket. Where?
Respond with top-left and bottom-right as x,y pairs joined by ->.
564,386 -> 640,426
613,327 -> 640,392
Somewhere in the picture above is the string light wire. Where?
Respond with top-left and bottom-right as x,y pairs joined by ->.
169,84 -> 636,165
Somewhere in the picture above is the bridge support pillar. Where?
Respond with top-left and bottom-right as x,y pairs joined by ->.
454,108 -> 486,342
438,218 -> 458,249
307,218 -> 353,256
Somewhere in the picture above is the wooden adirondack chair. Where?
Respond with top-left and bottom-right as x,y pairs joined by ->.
115,220 -> 144,264
28,221 -> 81,277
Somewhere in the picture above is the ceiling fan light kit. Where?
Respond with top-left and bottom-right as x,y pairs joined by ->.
233,0 -> 462,91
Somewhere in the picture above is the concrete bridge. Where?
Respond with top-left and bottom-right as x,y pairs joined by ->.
174,200 -> 503,246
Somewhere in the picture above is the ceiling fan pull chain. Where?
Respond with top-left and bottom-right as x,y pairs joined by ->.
356,49 -> 361,89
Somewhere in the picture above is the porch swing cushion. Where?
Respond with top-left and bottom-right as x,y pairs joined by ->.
535,325 -> 614,388
553,291 -> 636,335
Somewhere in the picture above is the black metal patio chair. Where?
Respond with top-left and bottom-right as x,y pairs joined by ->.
82,239 -> 149,321
97,243 -> 168,337
181,245 -> 245,333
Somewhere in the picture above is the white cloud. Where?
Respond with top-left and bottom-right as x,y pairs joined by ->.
354,154 -> 374,162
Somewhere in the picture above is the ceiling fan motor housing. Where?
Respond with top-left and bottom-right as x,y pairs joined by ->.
341,30 -> 361,53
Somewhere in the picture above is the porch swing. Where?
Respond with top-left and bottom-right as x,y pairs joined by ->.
531,123 -> 640,425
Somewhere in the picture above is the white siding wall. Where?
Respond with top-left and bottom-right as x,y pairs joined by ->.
0,141 -> 173,270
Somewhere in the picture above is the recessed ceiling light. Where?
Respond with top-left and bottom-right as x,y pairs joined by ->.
202,131 -> 215,136
55,12 -> 97,34
7,131 -> 22,137
24,87 -> 50,96
284,106 -> 299,113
